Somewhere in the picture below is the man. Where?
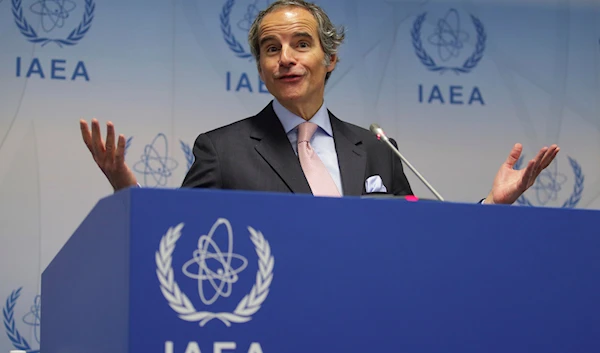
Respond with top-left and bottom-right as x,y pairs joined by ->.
80,0 -> 559,203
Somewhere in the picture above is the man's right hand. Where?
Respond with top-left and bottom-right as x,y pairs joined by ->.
80,118 -> 138,191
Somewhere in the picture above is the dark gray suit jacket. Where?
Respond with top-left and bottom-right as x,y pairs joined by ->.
181,102 -> 413,196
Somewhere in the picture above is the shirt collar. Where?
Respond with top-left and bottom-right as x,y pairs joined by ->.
272,99 -> 333,136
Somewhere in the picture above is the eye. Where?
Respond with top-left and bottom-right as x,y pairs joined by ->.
266,45 -> 279,53
298,41 -> 310,48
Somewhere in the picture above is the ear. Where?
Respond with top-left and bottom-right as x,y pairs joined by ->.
326,54 -> 338,72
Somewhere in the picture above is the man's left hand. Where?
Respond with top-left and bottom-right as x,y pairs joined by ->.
484,143 -> 560,205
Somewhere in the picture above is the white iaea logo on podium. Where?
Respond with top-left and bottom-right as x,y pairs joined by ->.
156,218 -> 274,327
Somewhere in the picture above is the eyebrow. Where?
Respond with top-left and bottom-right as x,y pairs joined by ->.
259,32 -> 314,48
259,35 -> 277,48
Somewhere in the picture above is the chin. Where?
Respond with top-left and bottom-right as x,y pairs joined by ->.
277,91 -> 305,102
283,94 -> 304,101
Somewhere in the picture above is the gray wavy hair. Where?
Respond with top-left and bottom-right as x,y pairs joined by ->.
247,0 -> 346,82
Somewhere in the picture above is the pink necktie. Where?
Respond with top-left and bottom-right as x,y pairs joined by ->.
297,122 -> 341,197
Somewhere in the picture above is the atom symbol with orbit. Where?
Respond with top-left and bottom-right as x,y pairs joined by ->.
182,218 -> 249,305
133,133 -> 178,187
428,9 -> 470,62
29,0 -> 77,33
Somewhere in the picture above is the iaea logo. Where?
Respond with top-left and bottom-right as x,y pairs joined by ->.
219,0 -> 271,93
3,287 -> 40,353
412,9 -> 486,75
12,0 -> 95,47
514,156 -> 584,208
156,218 -> 274,327
12,0 -> 94,80
411,8 -> 486,105
220,0 -> 270,60
132,133 -> 179,188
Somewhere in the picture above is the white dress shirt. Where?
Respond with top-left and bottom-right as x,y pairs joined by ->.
272,99 -> 344,195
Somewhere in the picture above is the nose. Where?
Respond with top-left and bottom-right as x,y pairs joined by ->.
279,45 -> 296,67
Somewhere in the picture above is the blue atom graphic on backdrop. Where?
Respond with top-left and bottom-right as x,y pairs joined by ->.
237,0 -> 270,32
220,0 -> 272,61
22,295 -> 41,344
182,218 -> 248,306
428,9 -> 470,62
530,168 -> 568,205
514,156 -> 584,208
133,133 -> 178,188
29,0 -> 76,33
411,8 -> 486,75
13,0 -> 95,48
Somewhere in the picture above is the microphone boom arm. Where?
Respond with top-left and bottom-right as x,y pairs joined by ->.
370,124 -> 445,202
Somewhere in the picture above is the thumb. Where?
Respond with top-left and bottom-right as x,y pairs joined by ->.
504,143 -> 523,169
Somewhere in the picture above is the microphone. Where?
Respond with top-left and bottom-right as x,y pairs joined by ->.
369,123 -> 445,201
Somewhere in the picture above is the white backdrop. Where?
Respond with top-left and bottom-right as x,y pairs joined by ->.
1,0 -> 599,351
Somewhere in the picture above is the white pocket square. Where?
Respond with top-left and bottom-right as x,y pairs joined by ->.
365,175 -> 387,193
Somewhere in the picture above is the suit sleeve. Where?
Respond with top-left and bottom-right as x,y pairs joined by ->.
181,133 -> 222,189
389,138 -> 414,196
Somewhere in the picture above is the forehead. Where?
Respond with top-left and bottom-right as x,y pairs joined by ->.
258,6 -> 318,38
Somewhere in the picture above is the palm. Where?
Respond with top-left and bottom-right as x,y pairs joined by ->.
491,163 -> 531,204
80,119 -> 138,191
487,143 -> 559,205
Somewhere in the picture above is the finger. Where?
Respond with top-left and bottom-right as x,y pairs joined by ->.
79,119 -> 93,153
115,134 -> 126,167
522,159 -> 537,190
538,147 -> 553,170
505,143 -> 523,169
540,145 -> 559,170
90,118 -> 106,158
531,146 -> 548,177
105,121 -> 116,163
550,147 -> 560,163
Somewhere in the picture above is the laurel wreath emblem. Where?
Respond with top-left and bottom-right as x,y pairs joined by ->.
179,140 -> 195,171
12,0 -> 95,47
411,12 -> 486,74
220,0 -> 254,60
3,288 -> 39,353
514,156 -> 584,208
156,222 -> 274,327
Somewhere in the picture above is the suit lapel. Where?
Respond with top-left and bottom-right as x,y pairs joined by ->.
330,114 -> 367,196
250,103 -> 312,194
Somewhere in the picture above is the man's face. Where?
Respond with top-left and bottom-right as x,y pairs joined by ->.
257,6 -> 336,106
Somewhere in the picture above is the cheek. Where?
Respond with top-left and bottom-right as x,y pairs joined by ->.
262,65 -> 278,80
258,59 -> 271,75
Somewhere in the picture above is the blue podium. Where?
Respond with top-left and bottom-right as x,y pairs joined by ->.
42,188 -> 600,353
